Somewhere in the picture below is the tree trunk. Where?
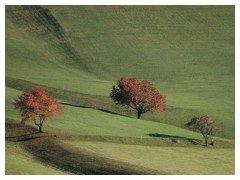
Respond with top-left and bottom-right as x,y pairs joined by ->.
137,111 -> 142,119
35,119 -> 44,133
204,137 -> 208,147
39,125 -> 42,133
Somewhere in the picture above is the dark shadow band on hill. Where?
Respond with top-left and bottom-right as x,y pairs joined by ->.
5,120 -> 202,147
7,6 -> 90,73
147,133 -> 201,145
6,120 -> 162,174
6,76 -> 127,116
23,138 -> 164,175
60,102 -> 128,117
5,120 -> 57,142
5,134 -> 57,142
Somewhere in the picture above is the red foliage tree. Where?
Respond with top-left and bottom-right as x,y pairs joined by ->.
110,77 -> 166,119
12,88 -> 64,133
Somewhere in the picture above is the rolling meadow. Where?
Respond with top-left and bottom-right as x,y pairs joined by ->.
5,5 -> 235,174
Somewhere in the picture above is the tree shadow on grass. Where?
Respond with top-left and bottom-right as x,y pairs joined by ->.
60,102 -> 128,117
6,120 -> 165,174
5,120 -> 56,142
147,133 -> 201,145
5,133 -> 56,142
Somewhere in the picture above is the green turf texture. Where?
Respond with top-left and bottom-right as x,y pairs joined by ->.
5,87 -> 235,174
5,5 -> 235,174
5,142 -> 71,175
63,141 -> 234,175
5,5 -> 234,139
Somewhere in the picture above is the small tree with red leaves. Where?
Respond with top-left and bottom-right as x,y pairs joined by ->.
110,77 -> 166,119
12,88 -> 63,133
185,115 -> 221,147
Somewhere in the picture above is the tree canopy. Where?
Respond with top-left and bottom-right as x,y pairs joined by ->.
110,77 -> 166,119
185,115 -> 220,146
13,88 -> 63,133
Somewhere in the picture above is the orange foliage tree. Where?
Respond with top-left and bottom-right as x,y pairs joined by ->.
110,77 -> 166,119
13,88 -> 64,133
185,115 -> 221,147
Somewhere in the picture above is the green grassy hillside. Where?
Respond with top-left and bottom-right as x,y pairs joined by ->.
5,5 -> 235,175
5,87 -> 234,174
63,141 -> 234,175
6,5 -> 234,139
5,142 -> 71,175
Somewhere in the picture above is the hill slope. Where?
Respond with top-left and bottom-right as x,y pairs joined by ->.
5,5 -> 234,139
5,87 -> 234,174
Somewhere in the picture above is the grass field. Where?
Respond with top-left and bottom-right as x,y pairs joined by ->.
63,141 -> 234,175
5,142 -> 71,175
5,5 -> 235,174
